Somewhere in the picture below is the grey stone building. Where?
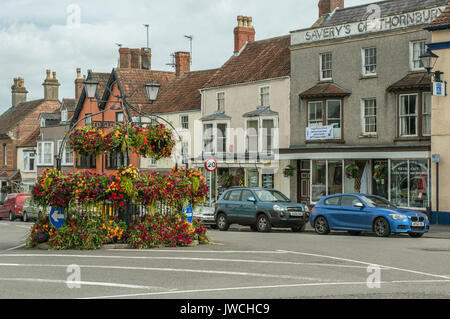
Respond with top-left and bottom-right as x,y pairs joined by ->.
285,0 -> 449,211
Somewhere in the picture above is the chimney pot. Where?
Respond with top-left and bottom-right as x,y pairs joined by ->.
42,69 -> 60,101
11,77 -> 28,107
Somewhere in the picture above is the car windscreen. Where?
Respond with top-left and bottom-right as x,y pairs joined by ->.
361,196 -> 396,208
254,190 -> 290,202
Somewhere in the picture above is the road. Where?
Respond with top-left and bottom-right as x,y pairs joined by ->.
0,220 -> 449,300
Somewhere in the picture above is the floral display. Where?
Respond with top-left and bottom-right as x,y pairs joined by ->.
127,214 -> 209,249
68,126 -> 106,156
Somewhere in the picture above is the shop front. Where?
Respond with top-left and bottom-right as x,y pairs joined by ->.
291,150 -> 431,211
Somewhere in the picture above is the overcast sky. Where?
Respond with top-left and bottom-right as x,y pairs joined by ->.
0,0 -> 372,114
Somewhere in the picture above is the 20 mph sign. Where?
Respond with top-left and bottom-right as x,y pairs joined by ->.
205,158 -> 218,172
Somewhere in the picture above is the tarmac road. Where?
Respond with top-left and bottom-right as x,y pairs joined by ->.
0,221 -> 449,300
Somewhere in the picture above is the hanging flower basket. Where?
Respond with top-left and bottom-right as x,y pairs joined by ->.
68,126 -> 106,156
143,124 -> 175,160
345,162 -> 360,179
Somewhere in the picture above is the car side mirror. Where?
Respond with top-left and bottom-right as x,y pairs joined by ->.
354,202 -> 364,208
248,197 -> 256,202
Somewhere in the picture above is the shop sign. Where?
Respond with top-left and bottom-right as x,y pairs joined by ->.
291,6 -> 447,46
433,81 -> 447,97
306,125 -> 334,141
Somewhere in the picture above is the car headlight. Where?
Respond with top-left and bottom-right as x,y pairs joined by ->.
389,214 -> 408,221
273,205 -> 286,212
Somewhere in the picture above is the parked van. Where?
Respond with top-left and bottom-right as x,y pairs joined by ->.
0,193 -> 32,221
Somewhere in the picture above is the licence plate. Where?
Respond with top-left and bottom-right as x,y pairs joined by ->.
290,212 -> 304,217
412,222 -> 425,227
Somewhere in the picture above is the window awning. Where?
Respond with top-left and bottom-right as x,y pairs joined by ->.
200,110 -> 231,121
387,72 -> 432,92
299,82 -> 351,99
242,106 -> 279,118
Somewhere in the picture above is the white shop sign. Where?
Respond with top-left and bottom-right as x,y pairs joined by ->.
306,125 -> 334,141
291,6 -> 447,46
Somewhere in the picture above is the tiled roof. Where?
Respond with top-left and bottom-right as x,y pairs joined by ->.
427,5 -> 450,29
0,99 -> 60,135
316,0 -> 449,28
242,106 -> 279,118
143,69 -> 219,114
18,127 -> 41,148
299,82 -> 352,98
200,111 -> 232,121
203,35 -> 290,89
387,72 -> 432,91
61,98 -> 76,112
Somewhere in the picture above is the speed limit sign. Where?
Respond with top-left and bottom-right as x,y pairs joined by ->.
205,158 -> 218,172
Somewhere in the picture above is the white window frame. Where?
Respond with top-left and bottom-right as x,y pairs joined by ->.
308,101 -> 324,127
410,40 -> 426,71
422,92 -> 432,137
180,115 -> 189,130
361,98 -> 377,135
399,94 -> 419,137
245,119 -> 259,154
202,120 -> 230,154
320,52 -> 333,81
23,150 -> 36,173
57,140 -> 74,166
362,47 -> 377,76
326,100 -> 342,139
245,116 -> 278,154
259,85 -> 270,107
61,109 -> 68,122
216,91 -> 225,111
37,141 -> 54,166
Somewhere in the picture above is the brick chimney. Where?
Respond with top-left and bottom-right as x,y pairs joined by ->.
175,52 -> 191,77
11,77 -> 28,107
319,0 -> 344,17
234,16 -> 255,54
74,68 -> 85,102
42,69 -> 60,101
119,48 -> 131,68
130,48 -> 142,69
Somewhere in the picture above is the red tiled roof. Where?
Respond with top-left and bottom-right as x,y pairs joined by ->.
299,82 -> 352,98
387,72 -> 432,91
203,35 -> 290,89
143,69 -> 219,114
18,127 -> 41,148
428,6 -> 450,29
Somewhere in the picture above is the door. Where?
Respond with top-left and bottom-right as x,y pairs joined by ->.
321,195 -> 342,229
298,160 -> 311,205
338,195 -> 371,230
0,195 -> 12,217
224,190 -> 242,223
239,190 -> 257,225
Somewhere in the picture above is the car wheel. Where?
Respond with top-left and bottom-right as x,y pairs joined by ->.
256,214 -> 272,233
409,232 -> 424,238
8,212 -> 15,222
314,216 -> 330,235
348,231 -> 361,236
216,214 -> 229,231
374,218 -> 391,237
292,224 -> 306,233
23,212 -> 28,223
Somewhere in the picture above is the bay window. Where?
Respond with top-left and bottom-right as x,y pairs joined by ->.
245,117 -> 277,155
202,121 -> 229,154
37,141 -> 54,166
306,99 -> 342,141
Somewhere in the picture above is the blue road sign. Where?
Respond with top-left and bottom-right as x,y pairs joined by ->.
50,208 -> 65,229
183,203 -> 194,224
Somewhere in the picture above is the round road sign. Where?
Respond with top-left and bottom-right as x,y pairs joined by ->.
205,158 -> 218,172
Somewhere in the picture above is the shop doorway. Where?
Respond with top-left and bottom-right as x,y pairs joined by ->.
298,160 -> 310,205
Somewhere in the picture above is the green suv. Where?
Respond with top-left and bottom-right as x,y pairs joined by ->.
215,187 -> 309,233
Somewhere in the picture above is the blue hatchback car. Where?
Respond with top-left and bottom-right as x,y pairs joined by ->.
310,194 -> 430,238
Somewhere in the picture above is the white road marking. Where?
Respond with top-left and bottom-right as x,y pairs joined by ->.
0,277 -> 175,291
279,250 -> 450,280
83,279 -> 450,299
3,244 -> 25,252
0,253 -> 376,270
0,263 -> 324,282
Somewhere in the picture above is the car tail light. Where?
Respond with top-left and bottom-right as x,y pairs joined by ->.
311,206 -> 315,214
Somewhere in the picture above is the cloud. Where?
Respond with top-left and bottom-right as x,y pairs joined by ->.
0,0 -> 371,114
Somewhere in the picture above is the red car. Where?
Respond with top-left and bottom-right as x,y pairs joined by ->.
0,193 -> 32,221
